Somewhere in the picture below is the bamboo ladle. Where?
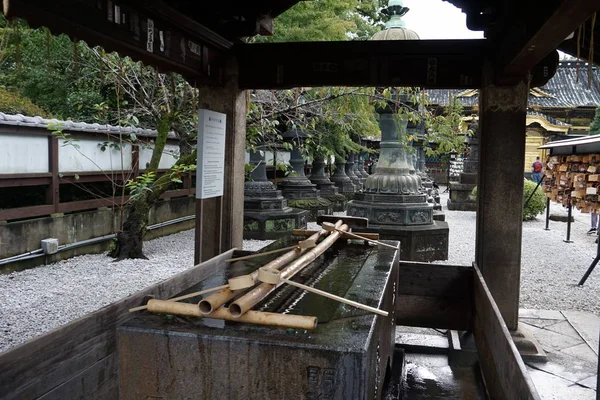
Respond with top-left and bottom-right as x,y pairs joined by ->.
199,224 -> 339,315
321,222 -> 399,250
224,239 -> 317,263
257,267 -> 389,317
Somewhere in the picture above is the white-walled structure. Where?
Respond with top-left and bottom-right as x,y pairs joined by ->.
0,134 -> 49,173
0,113 -> 179,175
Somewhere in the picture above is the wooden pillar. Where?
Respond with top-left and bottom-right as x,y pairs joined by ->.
47,136 -> 60,212
476,68 -> 529,330
195,57 -> 246,264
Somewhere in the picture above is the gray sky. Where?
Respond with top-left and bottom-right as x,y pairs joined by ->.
402,0 -> 484,40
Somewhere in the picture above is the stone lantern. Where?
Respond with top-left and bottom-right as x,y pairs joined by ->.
243,146 -> 308,239
347,0 -> 448,261
330,158 -> 356,197
309,154 -> 348,212
345,152 -> 362,189
278,128 -> 332,220
448,118 -> 479,211
356,142 -> 370,179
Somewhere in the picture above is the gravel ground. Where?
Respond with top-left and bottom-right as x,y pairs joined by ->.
2,194 -> 598,353
0,230 -> 274,353
436,188 -> 600,315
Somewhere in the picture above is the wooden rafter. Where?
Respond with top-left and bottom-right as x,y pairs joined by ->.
498,0 -> 600,77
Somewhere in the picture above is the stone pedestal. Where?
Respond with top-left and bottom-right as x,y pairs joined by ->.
279,143 -> 332,221
353,154 -> 366,184
448,123 -> 479,212
118,240 -> 398,400
357,151 -> 370,179
309,157 -> 347,212
366,222 -> 449,262
330,160 -> 356,198
348,106 -> 448,262
243,148 -> 308,240
345,154 -> 362,189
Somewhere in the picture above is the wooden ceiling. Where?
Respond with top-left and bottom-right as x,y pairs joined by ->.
2,0 -> 599,89
443,0 -> 600,66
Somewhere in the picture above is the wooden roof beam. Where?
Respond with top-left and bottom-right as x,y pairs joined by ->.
237,40 -> 488,89
499,0 -> 600,79
3,0 -> 233,86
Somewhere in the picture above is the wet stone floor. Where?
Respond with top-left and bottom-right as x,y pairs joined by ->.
390,309 -> 599,400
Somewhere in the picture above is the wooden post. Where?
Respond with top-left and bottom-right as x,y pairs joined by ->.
195,57 -> 246,263
476,66 -> 529,330
48,136 -> 60,213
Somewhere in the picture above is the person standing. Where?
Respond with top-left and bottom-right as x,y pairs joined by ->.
589,211 -> 599,234
531,156 -> 544,183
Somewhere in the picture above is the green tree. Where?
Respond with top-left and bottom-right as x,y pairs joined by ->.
253,0 -> 383,42
0,16 -> 106,120
471,180 -> 546,221
590,107 -> 600,136
423,96 -> 468,156
90,49 -> 198,260
0,87 -> 51,116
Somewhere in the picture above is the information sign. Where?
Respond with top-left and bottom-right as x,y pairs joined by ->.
196,109 -> 226,199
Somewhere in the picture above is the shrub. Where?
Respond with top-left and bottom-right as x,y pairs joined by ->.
0,88 -> 51,117
471,179 -> 546,221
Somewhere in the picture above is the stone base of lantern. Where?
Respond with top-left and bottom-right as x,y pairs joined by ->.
347,192 -> 449,261
374,222 -> 449,262
288,197 -> 333,221
447,182 -> 477,212
433,210 -> 446,222
324,194 -> 348,212
243,208 -> 309,240
331,182 -> 355,197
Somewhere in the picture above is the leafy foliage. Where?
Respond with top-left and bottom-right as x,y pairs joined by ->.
471,180 -> 546,221
252,0 -> 383,43
522,179 -> 547,221
0,17 -> 105,120
590,107 -> 600,136
424,97 -> 469,156
125,172 -> 156,201
0,87 -> 51,116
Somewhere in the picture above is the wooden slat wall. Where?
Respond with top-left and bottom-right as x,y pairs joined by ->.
472,263 -> 541,400
396,261 -> 473,330
0,249 -> 234,400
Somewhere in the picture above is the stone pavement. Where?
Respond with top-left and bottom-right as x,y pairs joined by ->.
521,309 -> 599,400
394,309 -> 599,399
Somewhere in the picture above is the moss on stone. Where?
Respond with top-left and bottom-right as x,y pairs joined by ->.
288,197 -> 332,209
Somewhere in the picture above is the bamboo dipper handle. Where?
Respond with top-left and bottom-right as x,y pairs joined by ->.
224,245 -> 299,262
284,278 -> 388,317
129,284 -> 230,312
256,267 -> 389,317
321,222 -> 398,250
343,231 -> 399,250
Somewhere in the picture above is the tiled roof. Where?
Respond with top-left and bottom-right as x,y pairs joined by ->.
527,111 -> 571,127
0,113 -> 176,138
426,61 -> 600,108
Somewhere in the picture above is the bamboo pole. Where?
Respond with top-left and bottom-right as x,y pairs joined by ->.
224,239 -> 316,263
291,229 -> 380,240
146,299 -> 317,330
198,229 -> 330,315
229,222 -> 349,318
284,279 -> 387,316
257,267 -> 387,316
129,284 -> 229,312
322,222 -> 398,250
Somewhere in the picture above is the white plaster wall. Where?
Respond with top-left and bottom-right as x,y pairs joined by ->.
0,134 -> 49,174
139,144 -> 179,170
265,151 -> 290,165
58,139 -> 132,172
